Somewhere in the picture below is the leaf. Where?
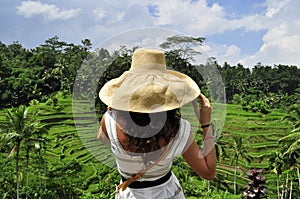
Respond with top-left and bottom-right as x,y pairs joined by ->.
5,132 -> 20,141
7,144 -> 17,158
282,139 -> 300,156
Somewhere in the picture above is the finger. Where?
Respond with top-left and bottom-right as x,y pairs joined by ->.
199,94 -> 210,107
192,99 -> 200,120
198,93 -> 204,104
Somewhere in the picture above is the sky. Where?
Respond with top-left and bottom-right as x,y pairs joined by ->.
1,0 -> 299,68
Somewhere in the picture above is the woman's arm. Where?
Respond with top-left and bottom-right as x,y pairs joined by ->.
182,128 -> 216,180
182,94 -> 216,180
97,115 -> 110,144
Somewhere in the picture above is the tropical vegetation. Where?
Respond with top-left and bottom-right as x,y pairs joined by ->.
0,36 -> 299,198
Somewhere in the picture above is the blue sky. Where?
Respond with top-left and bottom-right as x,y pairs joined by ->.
205,0 -> 267,54
0,0 -> 299,68
206,0 -> 266,18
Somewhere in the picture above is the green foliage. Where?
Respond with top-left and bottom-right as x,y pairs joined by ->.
220,62 -> 300,110
248,100 -> 270,114
1,104 -> 47,199
0,37 -> 299,198
0,94 -> 297,198
0,37 -> 90,108
95,48 -> 132,114
282,103 -> 300,128
232,94 -> 243,105
1,37 -> 299,114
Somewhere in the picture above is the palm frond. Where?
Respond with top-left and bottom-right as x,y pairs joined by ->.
8,144 -> 18,158
5,133 -> 20,142
291,126 -> 300,133
282,139 -> 300,157
278,131 -> 299,143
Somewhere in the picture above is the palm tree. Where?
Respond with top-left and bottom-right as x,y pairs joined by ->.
215,133 -> 228,164
280,103 -> 300,196
231,135 -> 253,195
279,127 -> 300,158
278,127 -> 300,197
282,104 -> 300,128
269,151 -> 285,198
3,105 -> 46,199
281,104 -> 300,151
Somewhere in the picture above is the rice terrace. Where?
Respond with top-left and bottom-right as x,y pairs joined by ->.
0,37 -> 299,198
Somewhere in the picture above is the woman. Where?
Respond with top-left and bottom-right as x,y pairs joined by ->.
97,48 -> 216,198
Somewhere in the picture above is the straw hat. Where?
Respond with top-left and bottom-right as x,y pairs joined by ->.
99,48 -> 200,113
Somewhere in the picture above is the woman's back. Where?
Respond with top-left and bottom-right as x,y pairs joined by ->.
103,109 -> 191,180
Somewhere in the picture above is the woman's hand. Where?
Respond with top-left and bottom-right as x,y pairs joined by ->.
198,93 -> 211,126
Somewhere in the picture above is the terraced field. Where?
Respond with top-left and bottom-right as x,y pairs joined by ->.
213,104 -> 291,195
0,95 -> 291,198
38,95 -> 119,196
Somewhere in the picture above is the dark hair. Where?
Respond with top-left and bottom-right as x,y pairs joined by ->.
116,109 -> 181,153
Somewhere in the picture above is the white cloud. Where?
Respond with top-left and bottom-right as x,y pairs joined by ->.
198,43 -> 241,65
17,1 -> 81,21
140,0 -> 299,67
91,27 -> 179,53
151,0 -> 230,35
7,0 -> 300,67
239,0 -> 300,67
93,9 -> 106,21
265,0 -> 289,18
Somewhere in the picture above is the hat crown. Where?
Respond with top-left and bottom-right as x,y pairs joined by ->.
99,48 -> 200,113
131,49 -> 166,69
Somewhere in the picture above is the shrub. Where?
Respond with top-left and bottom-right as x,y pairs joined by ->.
242,167 -> 268,199
232,94 -> 243,105
242,100 -> 270,114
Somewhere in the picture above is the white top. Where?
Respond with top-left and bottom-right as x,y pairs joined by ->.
105,110 -> 191,181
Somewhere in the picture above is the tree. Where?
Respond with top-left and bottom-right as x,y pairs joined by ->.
199,57 -> 225,102
95,47 -> 132,114
278,127 -> 300,198
230,135 -> 253,195
275,104 -> 300,198
220,62 -> 251,102
3,105 -> 46,199
279,127 -> 300,159
214,134 -> 228,163
81,38 -> 92,51
269,151 -> 284,198
280,103 -> 300,168
282,104 -> 300,129
159,35 -> 205,61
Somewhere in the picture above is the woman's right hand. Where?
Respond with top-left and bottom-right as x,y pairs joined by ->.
198,94 -> 211,126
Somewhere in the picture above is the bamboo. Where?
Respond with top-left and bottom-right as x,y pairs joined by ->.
297,167 -> 300,191
282,173 -> 289,199
234,163 -> 237,195
289,180 -> 292,199
277,174 -> 280,199
207,180 -> 210,192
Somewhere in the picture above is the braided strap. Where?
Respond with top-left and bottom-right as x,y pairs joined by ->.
118,173 -> 143,191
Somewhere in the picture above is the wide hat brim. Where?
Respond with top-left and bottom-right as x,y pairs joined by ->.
99,49 -> 200,113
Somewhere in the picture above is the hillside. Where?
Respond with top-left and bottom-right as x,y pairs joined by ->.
0,94 -> 292,198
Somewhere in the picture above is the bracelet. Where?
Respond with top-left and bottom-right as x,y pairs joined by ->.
203,135 -> 215,141
201,123 -> 211,128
